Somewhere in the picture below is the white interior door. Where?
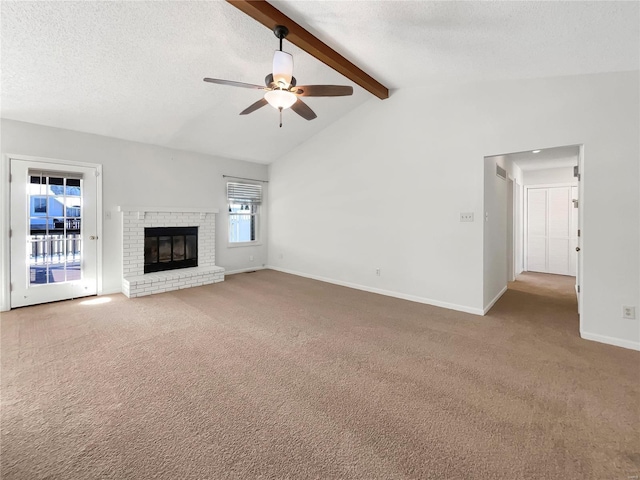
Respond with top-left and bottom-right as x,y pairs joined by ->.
547,187 -> 571,275
526,185 -> 576,276
526,188 -> 548,272
10,159 -> 98,307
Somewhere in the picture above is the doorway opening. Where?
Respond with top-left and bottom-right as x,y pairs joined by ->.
483,145 -> 583,325
8,156 -> 102,308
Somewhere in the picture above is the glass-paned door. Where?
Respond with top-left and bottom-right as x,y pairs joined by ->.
10,159 -> 98,308
28,173 -> 83,285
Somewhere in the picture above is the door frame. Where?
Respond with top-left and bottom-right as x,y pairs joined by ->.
523,182 -> 577,275
576,145 -> 584,317
1,154 -> 103,311
506,177 -> 515,282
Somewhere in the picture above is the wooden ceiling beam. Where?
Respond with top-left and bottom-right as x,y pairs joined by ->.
226,0 -> 389,100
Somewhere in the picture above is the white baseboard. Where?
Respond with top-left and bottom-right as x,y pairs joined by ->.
266,265 -> 483,315
580,331 -> 640,351
483,285 -> 508,315
225,266 -> 266,276
99,288 -> 124,296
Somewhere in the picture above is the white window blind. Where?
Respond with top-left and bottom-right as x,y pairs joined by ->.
227,182 -> 262,204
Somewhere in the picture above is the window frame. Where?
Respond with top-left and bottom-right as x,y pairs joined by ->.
226,181 -> 263,248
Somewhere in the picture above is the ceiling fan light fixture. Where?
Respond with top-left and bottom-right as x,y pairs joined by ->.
264,89 -> 297,110
272,50 -> 293,86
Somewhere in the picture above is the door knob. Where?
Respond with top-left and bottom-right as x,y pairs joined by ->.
575,247 -> 580,252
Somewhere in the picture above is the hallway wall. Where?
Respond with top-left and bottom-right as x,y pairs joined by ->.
269,71 -> 640,350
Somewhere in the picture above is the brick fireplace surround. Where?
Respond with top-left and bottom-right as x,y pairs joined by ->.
118,207 -> 225,298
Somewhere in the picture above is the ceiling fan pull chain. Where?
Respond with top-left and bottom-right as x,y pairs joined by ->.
279,107 -> 283,128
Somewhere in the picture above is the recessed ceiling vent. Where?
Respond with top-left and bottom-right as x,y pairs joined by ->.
496,164 -> 507,180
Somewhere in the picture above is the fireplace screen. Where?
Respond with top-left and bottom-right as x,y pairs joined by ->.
144,227 -> 197,273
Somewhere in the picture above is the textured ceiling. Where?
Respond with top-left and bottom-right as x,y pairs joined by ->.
2,1 -> 638,164
274,0 -> 640,88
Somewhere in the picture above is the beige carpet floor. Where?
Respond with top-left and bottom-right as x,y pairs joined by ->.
1,270 -> 639,479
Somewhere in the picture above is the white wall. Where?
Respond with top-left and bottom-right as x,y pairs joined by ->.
483,156 -> 509,309
268,71 -> 640,350
515,180 -> 524,276
1,119 -> 268,305
523,166 -> 577,185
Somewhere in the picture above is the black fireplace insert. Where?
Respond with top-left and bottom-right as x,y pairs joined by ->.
144,226 -> 198,273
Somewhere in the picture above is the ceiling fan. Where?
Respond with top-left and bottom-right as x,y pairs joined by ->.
204,25 -> 354,127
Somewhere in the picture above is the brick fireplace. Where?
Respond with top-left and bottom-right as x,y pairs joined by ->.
144,226 -> 198,273
118,207 -> 224,298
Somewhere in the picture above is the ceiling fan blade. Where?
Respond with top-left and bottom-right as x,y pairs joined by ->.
272,51 -> 293,87
294,85 -> 354,97
240,98 -> 268,115
290,98 -> 317,121
203,78 -> 266,90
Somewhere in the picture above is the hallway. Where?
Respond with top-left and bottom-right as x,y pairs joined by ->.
501,271 -> 579,335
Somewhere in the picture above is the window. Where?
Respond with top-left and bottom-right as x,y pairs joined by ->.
227,182 -> 262,244
228,203 -> 258,243
32,197 -> 47,214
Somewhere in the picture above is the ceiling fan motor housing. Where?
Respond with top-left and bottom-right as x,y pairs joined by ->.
265,74 -> 296,88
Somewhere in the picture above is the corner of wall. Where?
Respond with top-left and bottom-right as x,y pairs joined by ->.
483,285 -> 508,315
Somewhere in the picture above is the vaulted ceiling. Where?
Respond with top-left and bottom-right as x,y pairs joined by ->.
2,1 -> 638,164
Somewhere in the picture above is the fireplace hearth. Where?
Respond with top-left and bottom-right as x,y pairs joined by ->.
144,226 -> 198,273
119,206 -> 224,298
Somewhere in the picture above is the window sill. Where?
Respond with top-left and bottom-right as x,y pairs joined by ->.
227,242 -> 263,248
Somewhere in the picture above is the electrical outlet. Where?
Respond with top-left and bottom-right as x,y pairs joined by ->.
278,253 -> 283,260
460,212 -> 474,222
249,255 -> 254,262
622,306 -> 636,319
105,211 -> 112,220
375,268 -> 381,276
